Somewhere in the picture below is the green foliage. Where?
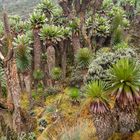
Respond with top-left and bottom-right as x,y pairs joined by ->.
51,67 -> 62,80
18,132 -> 36,140
114,42 -> 129,50
102,0 -> 113,9
9,15 -> 21,24
70,67 -> 84,88
86,80 -> 107,99
37,0 -> 55,16
45,87 -> 60,97
41,52 -> 47,62
0,63 -> 6,97
94,15 -> 110,37
85,80 -> 109,113
38,118 -> 47,128
76,48 -> 92,68
0,21 -> 4,37
40,25 -> 70,43
69,18 -> 80,31
110,7 -> 125,31
13,34 -> 32,72
108,58 -> 140,109
9,15 -> 30,33
112,26 -> 123,45
30,12 -> 46,28
86,47 -> 136,82
33,69 -> 44,80
109,6 -> 130,45
37,82 -> 44,93
68,88 -> 80,100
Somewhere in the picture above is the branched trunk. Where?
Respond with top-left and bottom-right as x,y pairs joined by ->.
4,58 -> 21,133
80,11 -> 92,49
59,0 -> 70,16
2,1 -> 22,133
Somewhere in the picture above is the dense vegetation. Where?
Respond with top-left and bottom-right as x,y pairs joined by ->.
1,0 -> 140,140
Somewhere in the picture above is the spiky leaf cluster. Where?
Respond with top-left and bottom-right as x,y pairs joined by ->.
108,58 -> 140,109
9,15 -> 24,33
114,42 -> 129,50
13,34 -> 32,72
109,6 -> 130,44
37,0 -> 55,16
94,15 -> 110,37
51,67 -> 62,80
76,48 -> 93,68
33,69 -> 44,80
30,12 -> 46,29
40,25 -> 70,43
36,0 -> 64,25
86,80 -> 110,114
69,18 -> 80,31
68,87 -> 80,100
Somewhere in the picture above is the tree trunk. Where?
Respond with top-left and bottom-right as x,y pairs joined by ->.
93,112 -> 117,140
33,29 -> 42,70
80,11 -> 92,49
41,44 -> 48,88
33,28 -> 42,90
4,58 -> 21,134
115,106 -> 139,134
2,1 -> 22,134
54,45 -> 61,67
24,72 -> 33,110
0,81 -> 2,98
18,72 -> 25,93
72,32 -> 81,56
60,41 -> 67,79
46,46 -> 55,86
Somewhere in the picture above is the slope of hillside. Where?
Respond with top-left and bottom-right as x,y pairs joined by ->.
0,0 -> 41,18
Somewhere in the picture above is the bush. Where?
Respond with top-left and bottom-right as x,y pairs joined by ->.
69,67 -> 84,88
33,69 -> 44,80
38,118 -> 48,128
68,87 -> 80,101
76,48 -> 93,68
18,132 -> 36,140
51,67 -> 62,80
44,87 -> 60,97
114,42 -> 129,50
85,47 -> 137,82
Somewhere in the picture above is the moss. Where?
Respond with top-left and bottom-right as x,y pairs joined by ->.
132,131 -> 140,140
21,93 -> 29,110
